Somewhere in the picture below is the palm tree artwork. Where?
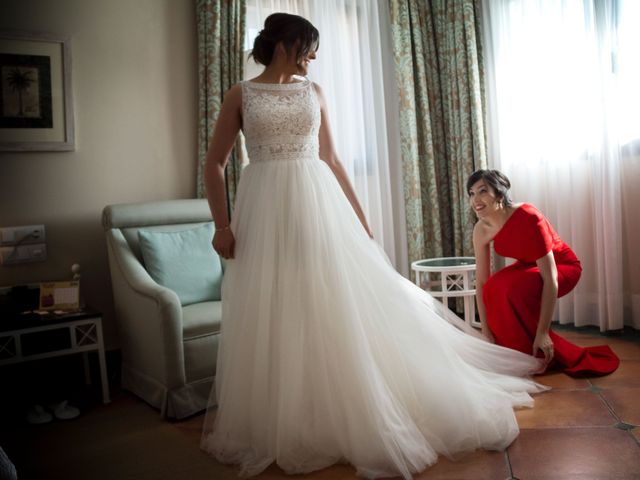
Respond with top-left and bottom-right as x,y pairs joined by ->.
7,67 -> 35,117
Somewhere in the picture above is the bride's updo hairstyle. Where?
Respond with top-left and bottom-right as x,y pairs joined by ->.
466,169 -> 513,207
250,13 -> 319,67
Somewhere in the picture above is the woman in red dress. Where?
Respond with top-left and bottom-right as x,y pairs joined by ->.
468,169 -> 619,377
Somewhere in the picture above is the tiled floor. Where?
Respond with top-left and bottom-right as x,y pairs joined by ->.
498,331 -> 640,480
2,327 -> 640,480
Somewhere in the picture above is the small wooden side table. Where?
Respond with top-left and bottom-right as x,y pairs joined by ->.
0,309 -> 110,404
411,256 -> 479,328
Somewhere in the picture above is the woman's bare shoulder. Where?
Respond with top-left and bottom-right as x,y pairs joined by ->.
311,81 -> 326,105
219,84 -> 243,117
224,83 -> 243,101
473,220 -> 493,246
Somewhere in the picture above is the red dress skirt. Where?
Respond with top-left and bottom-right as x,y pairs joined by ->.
483,203 -> 619,377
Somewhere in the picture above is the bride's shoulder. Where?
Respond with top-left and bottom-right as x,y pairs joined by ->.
224,83 -> 243,98
221,83 -> 243,106
311,81 -> 327,106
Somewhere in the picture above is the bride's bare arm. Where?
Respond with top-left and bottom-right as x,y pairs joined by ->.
204,84 -> 243,259
313,83 -> 373,238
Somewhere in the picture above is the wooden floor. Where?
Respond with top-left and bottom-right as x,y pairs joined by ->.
2,327 -> 640,480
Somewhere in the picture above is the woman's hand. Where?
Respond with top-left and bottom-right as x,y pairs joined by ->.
203,85 -> 242,256
481,326 -> 495,343
532,330 -> 554,364
213,229 -> 235,259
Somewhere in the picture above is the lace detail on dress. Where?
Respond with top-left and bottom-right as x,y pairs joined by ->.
242,79 -> 320,163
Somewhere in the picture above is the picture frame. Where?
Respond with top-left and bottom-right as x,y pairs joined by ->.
0,30 -> 75,151
39,281 -> 80,311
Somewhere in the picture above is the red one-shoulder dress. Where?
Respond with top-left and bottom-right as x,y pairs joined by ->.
483,203 -> 619,377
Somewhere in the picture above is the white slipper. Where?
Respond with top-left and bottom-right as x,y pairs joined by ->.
26,405 -> 53,425
49,400 -> 80,420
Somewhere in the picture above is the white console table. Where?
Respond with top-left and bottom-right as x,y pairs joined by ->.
0,310 -> 110,404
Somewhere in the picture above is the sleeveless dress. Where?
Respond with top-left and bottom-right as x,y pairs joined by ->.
201,79 -> 548,479
484,203 -> 619,377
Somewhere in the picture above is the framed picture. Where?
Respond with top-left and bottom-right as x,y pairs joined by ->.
0,31 -> 75,151
39,281 -> 80,311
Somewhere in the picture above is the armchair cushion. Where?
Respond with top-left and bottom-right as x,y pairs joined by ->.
138,222 -> 222,306
182,301 -> 222,339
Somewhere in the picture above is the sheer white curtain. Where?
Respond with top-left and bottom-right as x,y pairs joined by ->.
483,0 -> 640,330
244,0 -> 408,275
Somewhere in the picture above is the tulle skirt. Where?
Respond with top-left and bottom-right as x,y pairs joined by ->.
201,155 -> 547,479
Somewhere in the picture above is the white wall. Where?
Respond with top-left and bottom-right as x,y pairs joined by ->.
0,0 -> 198,348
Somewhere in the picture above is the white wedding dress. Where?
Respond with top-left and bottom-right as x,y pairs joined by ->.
201,78 -> 547,479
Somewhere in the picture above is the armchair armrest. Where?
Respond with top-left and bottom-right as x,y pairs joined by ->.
106,229 -> 186,387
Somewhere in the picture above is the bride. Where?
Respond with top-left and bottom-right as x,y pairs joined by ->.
201,12 -> 547,479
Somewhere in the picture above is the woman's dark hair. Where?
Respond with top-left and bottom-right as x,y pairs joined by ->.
250,13 -> 319,67
466,169 -> 513,207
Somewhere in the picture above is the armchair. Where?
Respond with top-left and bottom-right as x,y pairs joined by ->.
102,199 -> 222,419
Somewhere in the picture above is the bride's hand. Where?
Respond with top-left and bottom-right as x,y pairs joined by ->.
213,229 -> 235,259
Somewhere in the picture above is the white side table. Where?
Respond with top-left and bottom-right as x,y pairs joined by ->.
411,256 -> 480,328
0,309 -> 110,404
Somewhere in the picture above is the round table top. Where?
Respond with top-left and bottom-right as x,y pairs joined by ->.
411,256 -> 476,271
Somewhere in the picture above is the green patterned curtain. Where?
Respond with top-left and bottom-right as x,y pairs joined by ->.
388,0 -> 488,264
196,0 -> 246,212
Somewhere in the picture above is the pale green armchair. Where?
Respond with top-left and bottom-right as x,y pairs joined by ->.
102,199 -> 222,419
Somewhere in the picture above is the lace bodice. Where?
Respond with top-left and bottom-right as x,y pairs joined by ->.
241,79 -> 321,163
